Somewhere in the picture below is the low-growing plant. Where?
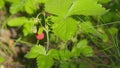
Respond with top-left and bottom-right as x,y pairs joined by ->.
0,0 -> 120,68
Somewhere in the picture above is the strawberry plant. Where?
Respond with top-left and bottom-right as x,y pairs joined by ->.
24,0 -> 107,68
0,0 -> 120,68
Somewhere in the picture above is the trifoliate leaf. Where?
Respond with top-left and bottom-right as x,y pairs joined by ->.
45,0 -> 107,17
46,0 -> 107,41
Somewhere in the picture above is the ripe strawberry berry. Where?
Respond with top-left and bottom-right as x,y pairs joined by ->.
36,32 -> 44,40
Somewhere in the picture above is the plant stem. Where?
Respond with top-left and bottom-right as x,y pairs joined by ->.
43,12 -> 50,52
36,40 -> 39,45
45,26 -> 49,52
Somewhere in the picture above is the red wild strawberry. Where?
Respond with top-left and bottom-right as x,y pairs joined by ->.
36,32 -> 44,40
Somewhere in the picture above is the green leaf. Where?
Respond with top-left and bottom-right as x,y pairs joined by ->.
10,2 -> 24,14
81,45 -> 94,56
101,32 -> 108,42
0,56 -> 5,63
47,49 -> 60,60
58,50 -> 71,60
9,0 -> 42,14
24,0 -> 38,14
108,27 -> 118,35
48,49 -> 71,60
0,0 -> 5,9
101,12 -> 114,23
23,19 -> 34,36
72,39 -> 93,57
69,0 -> 107,16
25,45 -> 46,58
38,27 -> 44,34
45,0 -> 73,17
76,39 -> 88,48
46,0 -> 107,41
77,40 -> 93,57
45,0 -> 107,17
60,62 -> 69,68
7,17 -> 27,26
71,46 -> 80,57
37,55 -> 54,68
52,17 -> 78,41
71,39 -> 88,57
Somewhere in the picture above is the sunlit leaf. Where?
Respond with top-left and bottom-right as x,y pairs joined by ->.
7,17 -> 27,26
69,0 -> 107,16
45,0 -> 73,17
52,17 -> 78,41
45,0 -> 107,17
46,0 -> 107,41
